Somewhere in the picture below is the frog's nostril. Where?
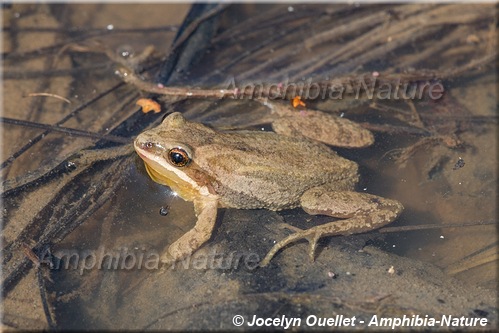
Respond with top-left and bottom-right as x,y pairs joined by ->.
144,141 -> 154,149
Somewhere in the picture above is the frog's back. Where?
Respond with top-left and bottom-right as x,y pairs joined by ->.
195,130 -> 359,210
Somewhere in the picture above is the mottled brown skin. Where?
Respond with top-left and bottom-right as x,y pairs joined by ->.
267,101 -> 375,148
134,112 -> 403,266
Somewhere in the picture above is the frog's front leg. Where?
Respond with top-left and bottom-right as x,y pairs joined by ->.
161,197 -> 219,265
260,187 -> 403,266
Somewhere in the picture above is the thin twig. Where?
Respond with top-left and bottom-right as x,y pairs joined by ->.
37,268 -> 56,329
21,244 -> 40,268
0,117 -> 131,144
116,67 -> 238,98
0,81 -> 129,170
378,220 -> 496,233
27,92 -> 71,104
3,26 -> 178,34
118,59 -> 495,101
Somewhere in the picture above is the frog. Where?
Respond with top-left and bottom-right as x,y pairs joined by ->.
134,110 -> 403,267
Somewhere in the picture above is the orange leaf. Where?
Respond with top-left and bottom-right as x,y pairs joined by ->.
292,96 -> 306,108
136,98 -> 161,113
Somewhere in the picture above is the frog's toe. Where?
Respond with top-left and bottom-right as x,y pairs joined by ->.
308,232 -> 321,261
158,262 -> 171,274
278,222 -> 304,233
160,250 -> 179,267
260,233 -> 299,266
259,229 -> 317,267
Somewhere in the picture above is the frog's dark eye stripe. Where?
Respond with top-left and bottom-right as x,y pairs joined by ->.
168,147 -> 190,167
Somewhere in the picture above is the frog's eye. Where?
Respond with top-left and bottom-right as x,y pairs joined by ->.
168,147 -> 190,167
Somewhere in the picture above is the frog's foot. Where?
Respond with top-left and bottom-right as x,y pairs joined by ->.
260,228 -> 322,267
260,189 -> 403,267
160,198 -> 218,265
160,251 -> 176,268
277,222 -> 304,233
259,224 -> 314,266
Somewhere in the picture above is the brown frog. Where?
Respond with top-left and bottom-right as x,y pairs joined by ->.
134,110 -> 403,266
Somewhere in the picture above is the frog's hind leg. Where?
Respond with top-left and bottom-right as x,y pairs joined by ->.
260,188 -> 403,267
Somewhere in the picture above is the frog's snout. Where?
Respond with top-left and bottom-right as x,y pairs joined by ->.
134,134 -> 153,151
136,140 -> 154,151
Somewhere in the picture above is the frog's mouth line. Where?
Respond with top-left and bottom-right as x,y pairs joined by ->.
136,148 -> 208,202
136,150 -> 146,160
